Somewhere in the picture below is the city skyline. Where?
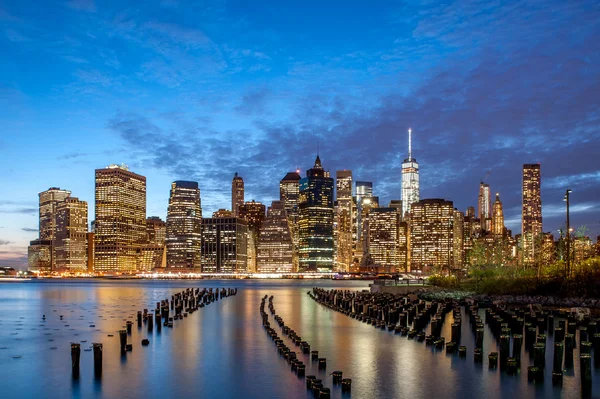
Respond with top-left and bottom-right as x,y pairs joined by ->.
1,0 -> 599,267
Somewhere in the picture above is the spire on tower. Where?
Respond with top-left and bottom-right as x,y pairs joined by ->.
408,128 -> 412,159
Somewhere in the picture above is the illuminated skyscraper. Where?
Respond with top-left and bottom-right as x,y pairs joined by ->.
231,172 -> 244,217
298,156 -> 334,272
38,187 -> 71,270
239,200 -> 266,273
522,164 -> 542,263
478,182 -> 491,231
355,181 -> 373,242
146,217 -> 166,245
201,217 -> 248,273
166,181 -> 202,269
367,208 -> 404,272
401,128 -> 420,217
410,199 -> 454,270
94,164 -> 147,273
239,200 -> 266,231
453,209 -> 464,269
257,201 -> 293,273
55,197 -> 88,272
213,209 -> 233,218
280,171 -> 301,271
28,239 -> 52,272
335,170 -> 353,271
492,193 -> 505,238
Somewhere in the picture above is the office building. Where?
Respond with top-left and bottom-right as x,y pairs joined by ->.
231,173 -> 244,217
28,239 -> 52,273
410,199 -> 454,270
257,201 -> 294,273
491,193 -> 505,238
478,182 -> 491,231
401,128 -> 420,217
202,217 -> 248,273
147,216 -> 166,245
94,164 -> 147,273
55,197 -> 88,272
522,163 -> 542,263
38,187 -> 71,270
335,170 -> 353,271
367,208 -> 404,272
298,156 -> 334,272
166,181 -> 202,269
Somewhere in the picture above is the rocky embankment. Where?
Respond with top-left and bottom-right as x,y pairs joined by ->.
416,287 -> 600,309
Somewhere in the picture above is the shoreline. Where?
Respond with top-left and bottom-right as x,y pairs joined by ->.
416,287 -> 600,308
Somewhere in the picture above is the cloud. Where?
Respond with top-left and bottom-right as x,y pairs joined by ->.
66,0 -> 96,13
235,88 -> 270,115
0,207 -> 38,215
0,240 -> 11,246
21,227 -> 38,233
4,29 -> 30,42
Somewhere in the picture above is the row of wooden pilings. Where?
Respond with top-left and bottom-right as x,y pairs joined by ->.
309,287 -> 595,395
260,295 -> 351,398
70,287 -> 238,379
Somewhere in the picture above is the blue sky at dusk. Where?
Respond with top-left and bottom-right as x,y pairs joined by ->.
1,0 -> 599,267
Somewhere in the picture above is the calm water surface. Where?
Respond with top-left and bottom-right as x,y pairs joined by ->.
0,279 -> 596,398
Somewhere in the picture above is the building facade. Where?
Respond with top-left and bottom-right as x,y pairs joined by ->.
38,187 -> 71,270
522,163 -> 542,263
28,239 -> 53,273
478,182 -> 491,231
202,217 -> 248,273
410,199 -> 454,271
55,197 -> 88,272
147,216 -> 166,245
401,128 -> 420,217
166,181 -> 202,269
94,164 -> 147,273
231,173 -> 244,217
335,170 -> 353,272
367,207 -> 405,272
257,201 -> 294,273
298,156 -> 334,272
491,193 -> 505,238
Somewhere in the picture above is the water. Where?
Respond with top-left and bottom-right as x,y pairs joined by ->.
0,279 -> 596,398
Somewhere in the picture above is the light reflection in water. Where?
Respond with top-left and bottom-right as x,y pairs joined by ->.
0,280 -> 596,399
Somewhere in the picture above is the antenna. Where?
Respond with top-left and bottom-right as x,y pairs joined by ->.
408,128 -> 412,159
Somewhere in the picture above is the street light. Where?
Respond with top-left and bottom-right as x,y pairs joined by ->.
564,189 -> 572,277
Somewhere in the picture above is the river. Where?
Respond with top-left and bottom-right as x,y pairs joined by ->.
0,279 -> 595,398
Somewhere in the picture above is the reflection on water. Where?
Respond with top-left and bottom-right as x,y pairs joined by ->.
0,280 -> 595,398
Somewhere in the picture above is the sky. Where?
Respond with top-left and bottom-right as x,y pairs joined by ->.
0,0 -> 599,268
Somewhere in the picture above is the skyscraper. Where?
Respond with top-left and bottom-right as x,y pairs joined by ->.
94,164 -> 146,273
166,181 -> 202,269
298,156 -> 334,272
492,193 -> 505,238
55,197 -> 88,272
257,201 -> 294,273
335,170 -> 353,271
280,171 -> 301,271
367,208 -> 403,273
453,209 -> 464,269
410,199 -> 454,271
146,216 -> 166,245
401,128 -> 420,217
38,187 -> 71,270
478,182 -> 491,231
239,200 -> 266,273
231,172 -> 244,217
355,181 -> 373,242
201,217 -> 248,273
522,163 -> 542,263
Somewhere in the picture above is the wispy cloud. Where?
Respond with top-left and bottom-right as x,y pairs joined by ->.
66,0 -> 96,13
